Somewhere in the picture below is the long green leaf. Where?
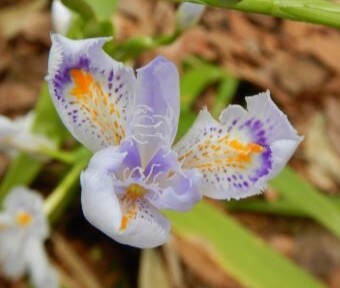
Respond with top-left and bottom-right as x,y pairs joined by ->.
271,167 -> 340,237
228,195 -> 340,218
227,198 -> 308,217
171,0 -> 340,28
166,201 -> 326,288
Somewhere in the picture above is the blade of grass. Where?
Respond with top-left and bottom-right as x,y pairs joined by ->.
166,201 -> 326,288
271,167 -> 340,237
227,198 -> 308,217
170,0 -> 340,29
180,62 -> 225,109
211,74 -> 239,118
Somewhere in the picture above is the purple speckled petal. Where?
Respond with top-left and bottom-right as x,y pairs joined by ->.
114,197 -> 171,248
127,56 -> 180,162
174,91 -> 303,200
81,169 -> 170,248
47,34 -> 136,152
81,145 -> 171,248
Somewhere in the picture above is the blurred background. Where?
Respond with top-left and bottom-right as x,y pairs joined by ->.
0,0 -> 340,287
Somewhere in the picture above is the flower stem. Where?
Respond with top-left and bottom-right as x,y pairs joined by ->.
38,147 -> 78,164
169,0 -> 340,29
43,149 -> 91,223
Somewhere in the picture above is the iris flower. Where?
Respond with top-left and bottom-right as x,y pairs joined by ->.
0,187 -> 58,288
47,34 -> 302,248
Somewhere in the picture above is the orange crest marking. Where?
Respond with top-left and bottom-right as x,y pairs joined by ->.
70,69 -> 94,98
16,211 -> 32,227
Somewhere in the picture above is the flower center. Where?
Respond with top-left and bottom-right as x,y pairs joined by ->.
126,183 -> 146,200
16,211 -> 32,227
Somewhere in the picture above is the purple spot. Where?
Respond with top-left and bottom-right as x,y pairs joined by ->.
245,119 -> 252,126
252,120 -> 262,130
108,70 -> 114,82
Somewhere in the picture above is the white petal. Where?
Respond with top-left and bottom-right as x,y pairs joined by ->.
25,238 -> 59,288
81,146 -> 127,238
51,0 -> 73,35
47,34 -> 136,152
174,91 -> 303,200
176,3 -> 205,30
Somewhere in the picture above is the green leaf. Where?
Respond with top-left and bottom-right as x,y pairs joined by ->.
83,0 -> 118,19
211,74 -> 239,117
172,0 -> 340,29
175,109 -> 197,141
180,63 -> 225,110
61,0 -> 96,22
0,154 -> 42,203
166,201 -> 326,288
271,167 -> 340,238
227,198 -> 308,217
32,84 -> 69,143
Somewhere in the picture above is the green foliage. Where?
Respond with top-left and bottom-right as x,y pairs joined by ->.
271,167 -> 340,238
61,0 -> 95,22
62,0 -> 117,38
172,0 -> 340,28
166,201 -> 326,288
176,59 -> 238,140
82,0 -> 118,19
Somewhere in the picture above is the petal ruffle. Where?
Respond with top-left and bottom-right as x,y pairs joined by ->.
127,56 -> 180,164
144,148 -> 202,211
148,168 -> 202,211
47,34 -> 136,152
174,91 -> 303,200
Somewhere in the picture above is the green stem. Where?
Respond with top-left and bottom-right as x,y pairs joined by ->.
169,0 -> 340,28
38,147 -> 78,164
107,32 -> 180,61
43,153 -> 90,223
